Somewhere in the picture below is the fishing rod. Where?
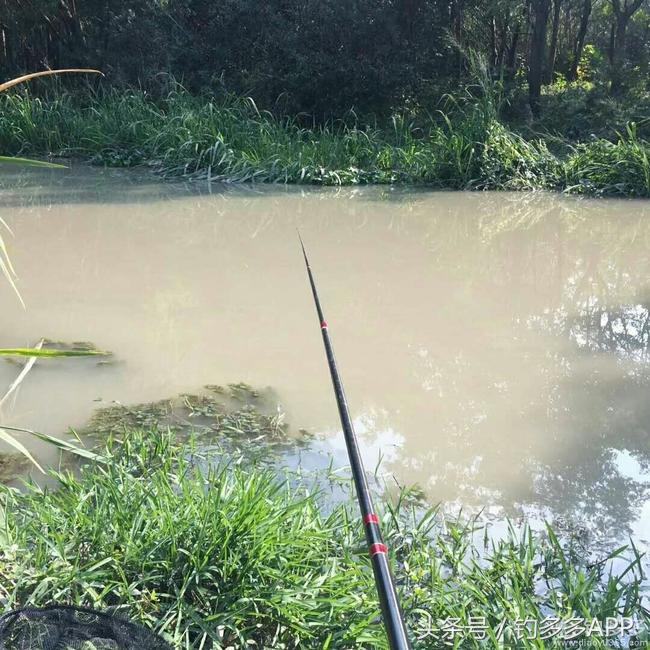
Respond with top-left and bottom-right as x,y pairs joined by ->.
298,234 -> 412,650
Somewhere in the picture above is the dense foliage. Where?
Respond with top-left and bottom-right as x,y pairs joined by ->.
1,0 -> 648,118
1,88 -> 649,195
0,427 -> 648,649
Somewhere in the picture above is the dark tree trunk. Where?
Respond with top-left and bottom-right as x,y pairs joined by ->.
505,18 -> 521,83
497,21 -> 508,70
610,16 -> 629,94
490,16 -> 498,69
609,0 -> 644,95
0,20 -> 8,68
568,0 -> 592,81
608,19 -> 616,64
452,0 -> 464,77
528,0 -> 551,115
400,0 -> 423,40
545,0 -> 562,83
99,1 -> 110,71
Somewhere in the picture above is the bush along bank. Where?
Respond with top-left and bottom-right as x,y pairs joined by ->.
1,89 -> 649,197
0,424 -> 648,649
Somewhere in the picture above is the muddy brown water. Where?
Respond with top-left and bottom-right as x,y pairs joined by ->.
2,165 -> 650,552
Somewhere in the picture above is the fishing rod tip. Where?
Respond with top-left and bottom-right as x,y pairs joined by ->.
296,229 -> 309,260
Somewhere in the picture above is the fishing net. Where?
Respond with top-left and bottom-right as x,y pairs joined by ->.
0,605 -> 173,650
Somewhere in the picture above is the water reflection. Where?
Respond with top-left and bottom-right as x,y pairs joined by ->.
1,166 -> 650,554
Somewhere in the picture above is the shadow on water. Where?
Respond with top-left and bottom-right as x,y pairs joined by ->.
1,162 -> 446,208
0,164 -> 240,207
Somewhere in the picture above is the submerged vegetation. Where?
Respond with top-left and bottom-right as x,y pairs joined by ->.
1,88 -> 650,197
0,394 -> 648,649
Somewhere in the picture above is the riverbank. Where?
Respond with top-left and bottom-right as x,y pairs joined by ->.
1,89 -> 649,197
0,418 -> 648,649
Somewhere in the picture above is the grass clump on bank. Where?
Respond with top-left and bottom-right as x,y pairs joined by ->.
0,424 -> 648,649
1,89 -> 649,197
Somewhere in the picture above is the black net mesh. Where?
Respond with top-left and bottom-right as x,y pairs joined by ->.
0,606 -> 173,650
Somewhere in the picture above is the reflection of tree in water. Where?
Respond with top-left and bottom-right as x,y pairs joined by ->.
521,359 -> 650,546
529,229 -> 650,542
580,303 -> 650,361
372,193 -> 650,546
533,251 -> 650,362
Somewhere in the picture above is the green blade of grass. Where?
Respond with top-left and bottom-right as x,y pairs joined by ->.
0,425 -> 105,463
0,348 -> 111,357
0,427 -> 44,473
0,156 -> 66,169
0,250 -> 24,309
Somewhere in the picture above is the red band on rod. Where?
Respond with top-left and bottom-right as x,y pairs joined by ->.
364,513 -> 380,525
369,543 -> 388,557
320,321 -> 328,329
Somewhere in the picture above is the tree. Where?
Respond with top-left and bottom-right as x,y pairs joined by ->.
609,0 -> 646,94
484,0 -> 526,83
2,0 -> 649,118
545,0 -> 563,83
528,0 -> 552,115
568,0 -> 593,80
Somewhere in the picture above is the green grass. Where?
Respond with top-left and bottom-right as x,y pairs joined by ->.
1,88 -> 649,196
0,423 -> 648,649
564,124 -> 650,197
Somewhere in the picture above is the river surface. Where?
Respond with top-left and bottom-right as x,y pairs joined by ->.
2,165 -> 650,553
